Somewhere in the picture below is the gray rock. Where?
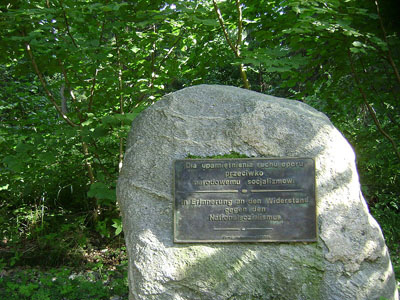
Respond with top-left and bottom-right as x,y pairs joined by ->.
117,85 -> 398,300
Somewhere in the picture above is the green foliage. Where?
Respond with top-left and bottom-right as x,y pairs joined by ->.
0,0 -> 172,246
1,211 -> 89,267
0,266 -> 128,300
112,218 -> 123,236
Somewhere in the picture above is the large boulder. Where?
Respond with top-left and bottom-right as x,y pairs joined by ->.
117,85 -> 398,300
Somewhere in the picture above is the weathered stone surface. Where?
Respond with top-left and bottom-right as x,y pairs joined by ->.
117,85 -> 398,300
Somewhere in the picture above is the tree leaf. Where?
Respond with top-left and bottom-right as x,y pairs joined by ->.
88,182 -> 116,203
92,126 -> 109,138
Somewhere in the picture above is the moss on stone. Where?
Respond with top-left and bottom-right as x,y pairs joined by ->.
186,151 -> 250,159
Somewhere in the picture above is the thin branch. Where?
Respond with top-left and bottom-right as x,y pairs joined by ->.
79,139 -> 97,215
234,0 -> 250,89
348,49 -> 400,162
212,0 -> 250,89
235,0 -> 243,49
23,37 -> 78,127
359,57 -> 400,130
383,63 -> 400,126
59,0 -> 79,48
58,60 -> 77,104
116,33 -> 125,172
88,68 -> 99,112
212,0 -> 238,56
239,64 -> 250,89
89,140 -> 113,178
115,34 -> 124,115
60,84 -> 68,114
150,25 -> 157,89
158,29 -> 186,68
59,59 -> 85,123
88,20 -> 106,112
119,138 -> 124,173
376,98 -> 400,130
81,139 -> 95,184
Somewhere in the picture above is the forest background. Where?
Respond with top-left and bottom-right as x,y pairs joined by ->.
0,0 -> 399,298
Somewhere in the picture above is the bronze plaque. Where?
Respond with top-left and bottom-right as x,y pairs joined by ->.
174,158 -> 316,243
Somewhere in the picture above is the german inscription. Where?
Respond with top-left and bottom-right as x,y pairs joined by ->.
174,158 -> 316,243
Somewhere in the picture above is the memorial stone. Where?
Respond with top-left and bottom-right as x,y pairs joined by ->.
117,85 -> 398,300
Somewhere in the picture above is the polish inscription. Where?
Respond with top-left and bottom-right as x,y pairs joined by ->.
174,158 -> 316,243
